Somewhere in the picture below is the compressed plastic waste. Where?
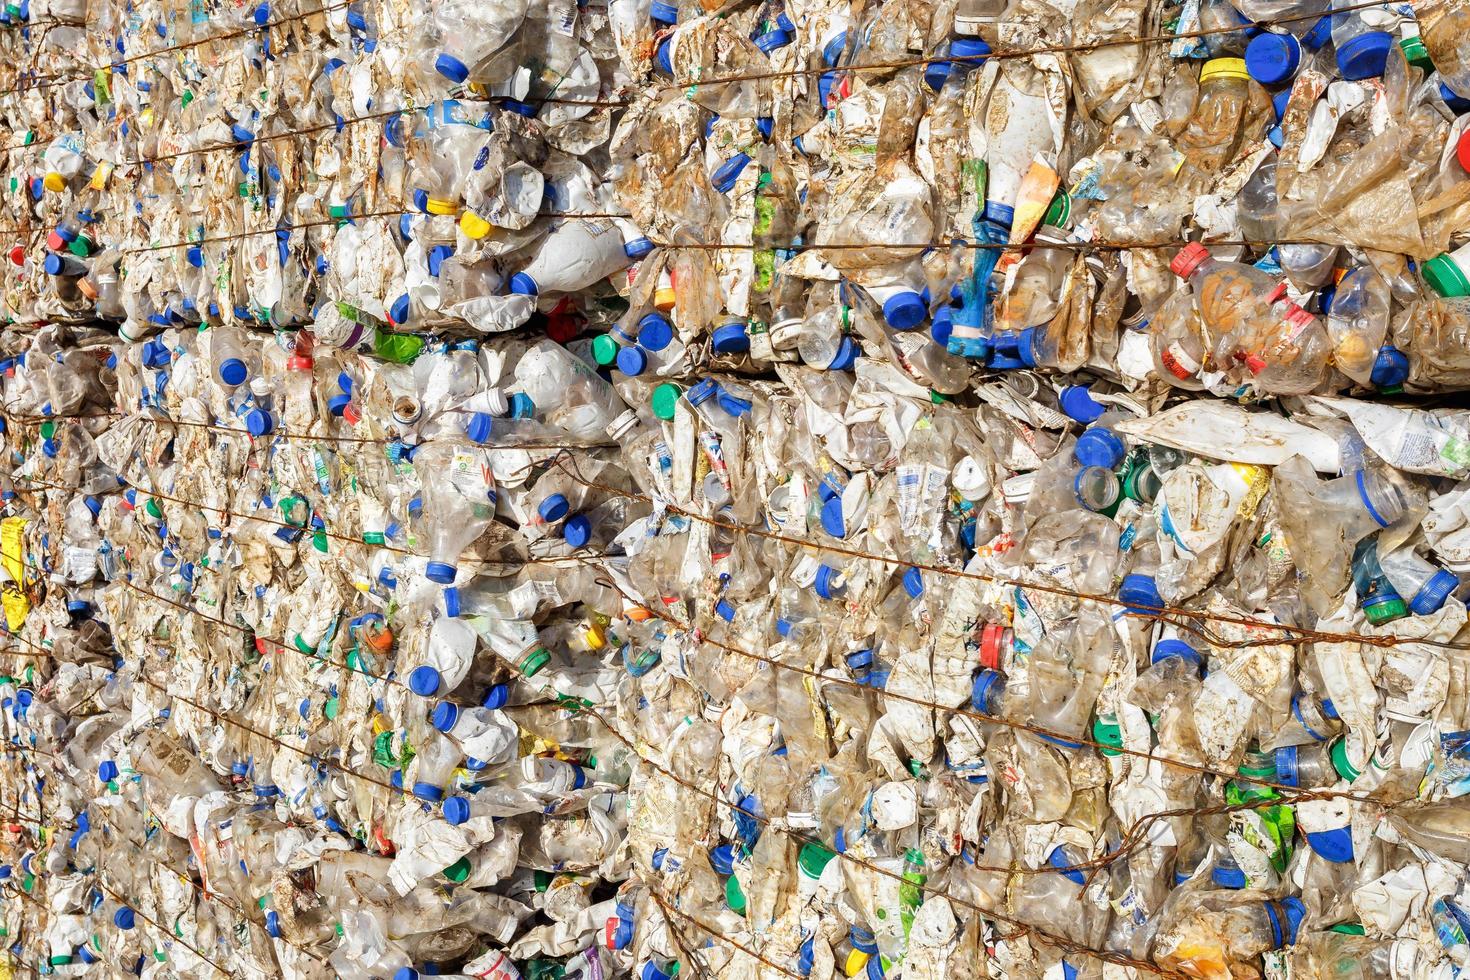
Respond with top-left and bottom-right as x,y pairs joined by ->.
11,0 -> 1470,977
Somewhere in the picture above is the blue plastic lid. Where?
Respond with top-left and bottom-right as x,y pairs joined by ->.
1371,345 -> 1410,388
1305,826 -> 1356,863
42,253 -> 66,275
564,514 -> 592,548
924,59 -> 955,91
393,966 -> 419,980
1074,426 -> 1125,469
638,313 -> 674,351
412,780 -> 444,802
408,666 -> 441,697
425,560 -> 457,584
902,566 -> 923,598
84,496 -> 101,518
462,412 -> 493,444
431,701 -> 459,732
617,345 -> 648,376
1442,81 -> 1470,114
1411,570 -> 1459,615
983,200 -> 1015,228
850,926 -> 877,953
1301,15 -> 1331,50
218,357 -> 248,386
687,378 -> 720,407
820,495 -> 846,538
813,565 -> 845,599
715,598 -> 736,622
822,29 -> 847,66
712,152 -> 752,194
390,294 -> 411,324
971,669 -> 1003,713
427,244 -> 453,278
441,796 -> 470,825
1211,863 -> 1247,888
1336,31 -> 1392,80
650,0 -> 677,22
114,907 -> 136,930
818,70 -> 838,108
244,408 -> 273,436
881,290 -> 926,330
829,336 -> 859,371
846,649 -> 875,669
656,37 -> 673,74
98,760 -> 118,782
931,305 -> 954,345
483,684 -> 509,709
624,236 -> 654,258
1119,574 -> 1164,614
265,910 -> 281,937
1151,639 -> 1203,672
1059,385 -> 1105,423
1245,33 -> 1300,85
509,392 -> 535,418
754,28 -> 792,53
1274,744 -> 1301,787
539,493 -> 571,523
435,52 -> 469,83
712,322 -> 750,353
509,272 -> 538,296
1048,846 -> 1086,885
757,116 -> 774,139
1016,326 -> 1042,368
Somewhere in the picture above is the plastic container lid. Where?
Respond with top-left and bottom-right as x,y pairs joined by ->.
616,345 -> 648,376
651,383 -> 681,420
687,378 -> 719,407
218,357 -> 248,386
754,27 -> 792,53
1212,864 -> 1247,888
591,334 -> 621,366
1151,639 -> 1203,671
1301,15 -> 1333,51
1074,426 -> 1125,469
712,322 -> 750,353
638,313 -> 674,351
1330,737 -> 1361,781
971,669 -> 1003,713
820,495 -> 847,538
1336,31 -> 1393,80
518,647 -> 551,677
464,412 -> 494,444
828,336 -> 859,371
425,560 -> 457,584
1169,242 -> 1211,279
408,666 -> 442,697
1118,574 -> 1164,614
798,842 -> 836,880
655,37 -> 673,74
1371,345 -> 1410,391
538,493 -> 571,523
650,0 -> 677,22
902,566 -> 923,598
1399,33 -> 1433,70
1059,385 -> 1104,423
442,797 -> 470,825
244,408 -> 272,437
725,874 -> 746,914
431,701 -> 459,732
113,908 -> 136,930
564,514 -> 592,548
1441,81 -> 1470,115
813,565 -> 846,600
509,272 -> 539,296
881,290 -> 926,330
509,392 -> 535,418
435,53 -> 469,83
1422,253 -> 1470,297
1244,33 -> 1300,85
1410,570 -> 1459,615
711,152 -> 752,194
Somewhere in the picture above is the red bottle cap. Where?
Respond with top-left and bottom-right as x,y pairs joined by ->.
1169,242 -> 1211,278
1458,129 -> 1470,173
8,245 -> 25,267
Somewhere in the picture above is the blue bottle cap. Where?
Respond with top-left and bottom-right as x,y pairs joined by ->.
650,0 -> 677,22
564,514 -> 592,548
1411,570 -> 1459,615
637,313 -> 674,351
712,322 -> 750,353
902,566 -> 924,598
1074,426 -> 1125,469
971,669 -> 1003,713
828,336 -> 859,371
84,495 -> 101,518
43,253 -> 66,275
408,666 -> 442,697
443,797 -> 470,825
442,585 -> 460,617
617,345 -> 648,376
509,272 -> 538,296
655,37 -> 673,74
822,29 -> 847,66
1211,863 -> 1247,888
818,70 -> 838,108
326,392 -> 352,417
1267,896 -> 1307,948
624,236 -> 654,258
435,52 -> 469,83
754,28 -> 792,53
244,408 -> 273,436
1301,15 -> 1332,50
924,60 -> 954,91
390,770 -> 404,790
687,378 -> 720,406
1245,32 -> 1299,85
709,844 -> 738,875
1058,385 -> 1104,423
819,495 -> 847,539
218,357 -> 248,386
508,392 -> 535,418
1336,31 -> 1393,80
715,598 -> 736,622
390,293 -> 411,325
718,391 -> 753,416
483,684 -> 509,709
846,649 -> 874,670
464,412 -> 493,443
252,3 -> 269,24
1017,326 -> 1041,368
850,926 -> 877,953
98,760 -> 118,782
813,565 -> 845,599
983,200 -> 1015,228
431,701 -> 459,732
931,305 -> 954,346
1442,81 -> 1470,114
346,8 -> 365,28
1274,744 -> 1300,787
757,116 -> 774,139
1118,574 -> 1164,614
881,290 -> 926,330
952,37 -> 991,59
425,560 -> 457,584
538,493 -> 571,523
427,244 -> 453,278
113,907 -> 136,930
265,910 -> 281,937
412,780 -> 444,802
1047,846 -> 1086,885
712,152 -> 752,194
1151,639 -> 1203,671
186,244 -> 204,268
230,123 -> 255,143
1371,345 -> 1409,389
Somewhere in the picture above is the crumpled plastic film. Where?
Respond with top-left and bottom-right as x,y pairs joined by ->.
11,0 -> 1470,977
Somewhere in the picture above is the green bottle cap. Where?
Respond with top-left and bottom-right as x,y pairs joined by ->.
651,383 -> 681,421
591,334 -> 620,366
1330,737 -> 1360,782
1043,190 -> 1071,227
929,390 -> 948,404
725,874 -> 746,915
1092,714 -> 1123,756
1362,595 -> 1407,624
323,697 -> 339,720
442,856 -> 471,882
1399,35 -> 1434,73
797,842 -> 836,880
1422,254 -> 1470,298
49,955 -> 74,966
534,870 -> 554,892
293,634 -> 314,654
68,235 -> 93,257
363,531 -> 385,545
313,530 -> 329,553
519,647 -> 551,677
39,420 -> 55,439
1330,921 -> 1366,935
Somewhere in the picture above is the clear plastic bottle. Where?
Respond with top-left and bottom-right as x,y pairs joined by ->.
1327,265 -> 1392,386
1177,59 -> 1252,174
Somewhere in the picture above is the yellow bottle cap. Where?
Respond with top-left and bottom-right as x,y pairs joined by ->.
654,286 -> 677,311
584,624 -> 606,650
1200,57 -> 1250,83
844,951 -> 869,977
42,172 -> 65,193
425,197 -> 457,216
459,211 -> 492,239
